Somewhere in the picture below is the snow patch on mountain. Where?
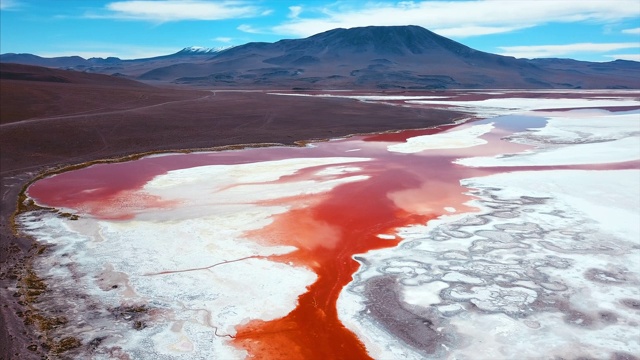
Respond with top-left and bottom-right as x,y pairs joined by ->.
178,46 -> 234,54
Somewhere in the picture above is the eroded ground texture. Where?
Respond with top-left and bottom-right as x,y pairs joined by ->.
341,168 -> 640,359
15,91 -> 640,359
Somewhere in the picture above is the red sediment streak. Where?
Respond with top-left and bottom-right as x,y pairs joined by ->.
361,124 -> 459,143
232,156 -> 475,359
26,147 -> 307,218
24,113 -> 554,359
228,119 -> 545,358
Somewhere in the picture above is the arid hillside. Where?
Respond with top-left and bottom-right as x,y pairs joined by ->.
3,26 -> 638,89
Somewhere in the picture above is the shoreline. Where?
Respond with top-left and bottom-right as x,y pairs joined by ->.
3,89 -> 638,358
0,91 -> 465,359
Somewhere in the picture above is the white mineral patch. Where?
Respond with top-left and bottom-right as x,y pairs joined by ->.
387,123 -> 494,153
406,96 -> 640,116
272,92 -> 638,121
442,272 -> 486,284
462,170 -> 640,241
138,157 -> 371,221
21,94 -> 640,359
20,211 -> 317,359
457,110 -> 640,167
457,136 -> 640,167
20,156 -> 379,358
339,100 -> 639,359
315,165 -> 362,176
145,157 -> 370,189
376,234 -> 396,240
535,110 -> 640,142
340,168 -> 640,359
268,93 -> 448,101
402,281 -> 449,307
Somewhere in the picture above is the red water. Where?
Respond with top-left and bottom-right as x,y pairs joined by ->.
26,147 -> 311,219
26,113 -> 637,359
24,119 -> 525,359
233,156 -> 469,359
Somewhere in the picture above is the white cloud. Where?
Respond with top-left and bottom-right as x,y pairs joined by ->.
288,5 -> 302,19
237,24 -> 263,34
606,53 -> 640,61
98,0 -> 265,22
0,0 -> 20,10
214,37 -> 232,43
436,26 -> 524,37
498,42 -> 639,59
269,0 -> 640,38
622,27 -> 640,35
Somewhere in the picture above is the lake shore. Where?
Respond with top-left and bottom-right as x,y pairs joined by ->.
0,89 -> 463,359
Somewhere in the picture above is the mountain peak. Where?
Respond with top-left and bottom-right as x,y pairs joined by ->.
3,25 -> 637,89
296,25 -> 471,56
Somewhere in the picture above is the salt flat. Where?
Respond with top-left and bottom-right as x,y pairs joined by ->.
18,92 -> 640,359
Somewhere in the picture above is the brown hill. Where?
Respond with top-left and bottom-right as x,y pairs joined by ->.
0,63 -> 148,86
0,62 -> 464,170
0,63 -> 199,123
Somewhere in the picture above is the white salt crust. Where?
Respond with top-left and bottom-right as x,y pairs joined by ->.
456,110 -> 640,167
387,123 -> 494,153
339,169 -> 640,360
19,157 -> 373,358
20,94 -> 640,359
405,97 -> 640,117
337,99 -> 640,360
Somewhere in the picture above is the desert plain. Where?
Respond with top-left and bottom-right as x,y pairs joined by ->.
1,63 -> 640,359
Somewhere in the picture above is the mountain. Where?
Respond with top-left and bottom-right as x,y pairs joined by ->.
0,53 -> 91,68
0,46 -> 227,78
0,62 -> 149,86
2,25 -> 638,89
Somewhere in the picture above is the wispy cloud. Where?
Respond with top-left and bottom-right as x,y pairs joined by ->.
605,53 -> 640,61
214,37 -> 233,43
269,0 -> 640,38
622,27 -> 640,35
288,5 -> 302,19
237,24 -> 263,34
91,0 -> 266,22
436,26 -> 523,37
498,42 -> 639,59
0,0 -> 21,10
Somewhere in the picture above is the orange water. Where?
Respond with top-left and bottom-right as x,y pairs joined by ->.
234,168 -> 440,359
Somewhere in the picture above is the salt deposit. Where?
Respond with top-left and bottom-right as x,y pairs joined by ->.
20,91 -> 640,359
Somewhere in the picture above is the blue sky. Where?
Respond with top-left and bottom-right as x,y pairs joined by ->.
1,0 -> 639,62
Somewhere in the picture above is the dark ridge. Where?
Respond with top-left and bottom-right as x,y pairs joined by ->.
3,25 -> 639,89
0,63 -> 150,87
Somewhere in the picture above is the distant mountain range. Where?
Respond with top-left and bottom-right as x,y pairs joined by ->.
2,25 -> 638,89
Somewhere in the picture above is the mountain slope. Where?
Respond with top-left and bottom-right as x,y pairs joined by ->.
138,26 -> 538,88
137,26 -> 638,89
0,62 -> 150,86
0,47 -> 225,77
2,26 -> 638,89
0,63 -> 201,123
